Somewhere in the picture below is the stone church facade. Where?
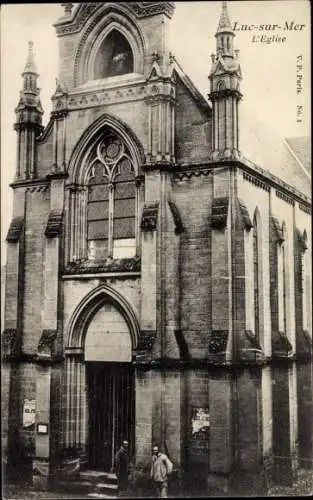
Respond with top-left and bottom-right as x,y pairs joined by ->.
2,1 -> 312,495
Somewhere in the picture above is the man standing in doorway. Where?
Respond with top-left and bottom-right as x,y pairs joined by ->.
115,440 -> 132,497
150,445 -> 173,498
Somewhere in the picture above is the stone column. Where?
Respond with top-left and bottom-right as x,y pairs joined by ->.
134,368 -> 153,469
207,373 -> 233,494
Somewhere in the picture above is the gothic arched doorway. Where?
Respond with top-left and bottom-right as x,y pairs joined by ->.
85,302 -> 135,470
64,285 -> 139,472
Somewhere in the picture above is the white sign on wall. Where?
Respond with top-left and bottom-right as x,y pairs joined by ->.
23,399 -> 36,428
191,407 -> 210,435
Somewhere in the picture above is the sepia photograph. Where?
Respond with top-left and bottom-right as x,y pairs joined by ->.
1,1 -> 312,498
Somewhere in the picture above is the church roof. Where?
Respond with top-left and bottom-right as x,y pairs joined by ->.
285,137 -> 311,175
240,106 -> 311,198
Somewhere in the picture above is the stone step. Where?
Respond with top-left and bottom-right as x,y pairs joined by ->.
56,479 -> 94,495
56,470 -> 118,497
87,493 -> 117,499
95,482 -> 118,492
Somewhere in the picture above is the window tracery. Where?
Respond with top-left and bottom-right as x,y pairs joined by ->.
87,134 -> 136,261
67,128 -> 142,265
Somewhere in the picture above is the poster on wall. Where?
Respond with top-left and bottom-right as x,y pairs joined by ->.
191,407 -> 210,435
23,399 -> 36,428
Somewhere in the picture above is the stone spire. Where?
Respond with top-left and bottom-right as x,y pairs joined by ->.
61,2 -> 73,16
209,1 -> 242,159
23,41 -> 38,75
215,1 -> 235,58
216,1 -> 233,34
14,41 -> 44,179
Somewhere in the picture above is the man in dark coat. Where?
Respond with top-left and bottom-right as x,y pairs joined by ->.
115,440 -> 132,497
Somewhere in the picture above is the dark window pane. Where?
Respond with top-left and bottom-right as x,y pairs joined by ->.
114,198 -> 135,218
88,184 -> 110,202
88,163 -> 109,185
94,30 -> 134,79
88,201 -> 109,221
88,220 -> 109,240
114,181 -> 136,199
114,217 -> 135,239
115,158 -> 135,182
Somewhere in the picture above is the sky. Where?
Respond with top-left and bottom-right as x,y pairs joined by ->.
1,1 -> 311,263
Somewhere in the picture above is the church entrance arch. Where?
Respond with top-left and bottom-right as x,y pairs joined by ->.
64,285 -> 139,471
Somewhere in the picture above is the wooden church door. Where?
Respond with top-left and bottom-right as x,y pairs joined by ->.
87,362 -> 135,471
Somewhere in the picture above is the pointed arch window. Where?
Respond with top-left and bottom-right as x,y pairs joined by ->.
87,133 -> 137,260
277,222 -> 288,333
253,215 -> 260,341
94,30 -> 134,79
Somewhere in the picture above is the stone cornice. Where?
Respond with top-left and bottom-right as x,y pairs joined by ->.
2,352 -> 64,365
239,155 -> 311,205
10,178 -> 49,188
62,271 -> 141,280
67,79 -> 148,110
172,158 -> 310,206
209,89 -> 243,101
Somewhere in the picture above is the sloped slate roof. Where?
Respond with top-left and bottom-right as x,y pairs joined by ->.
240,106 -> 311,198
285,137 -> 311,175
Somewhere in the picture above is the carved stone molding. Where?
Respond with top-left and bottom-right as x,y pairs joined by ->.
211,197 -> 229,230
238,330 -> 264,363
237,198 -> 253,231
174,168 -> 212,181
271,216 -> 284,243
168,201 -> 184,234
296,330 -> 312,358
54,2 -> 175,37
272,331 -> 293,359
242,171 -> 270,192
45,209 -> 63,238
67,85 -> 148,110
299,202 -> 311,215
295,228 -> 308,252
6,217 -> 24,243
276,190 -> 295,206
64,256 -> 141,275
38,329 -> 58,357
25,185 -> 49,193
140,202 -> 159,232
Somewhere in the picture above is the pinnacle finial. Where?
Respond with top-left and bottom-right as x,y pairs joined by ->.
216,0 -> 233,34
23,40 -> 38,74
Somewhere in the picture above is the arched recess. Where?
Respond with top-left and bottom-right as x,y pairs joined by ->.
74,5 -> 146,86
65,113 -> 145,262
94,29 -> 134,79
278,221 -> 289,335
63,285 -> 139,454
66,284 -> 140,355
252,207 -> 264,347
